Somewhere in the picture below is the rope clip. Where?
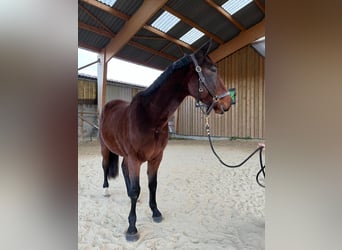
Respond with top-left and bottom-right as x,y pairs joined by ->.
205,116 -> 210,134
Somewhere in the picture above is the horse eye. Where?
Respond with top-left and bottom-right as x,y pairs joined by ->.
210,66 -> 217,72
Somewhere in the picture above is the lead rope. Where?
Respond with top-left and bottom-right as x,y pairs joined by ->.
205,116 -> 266,188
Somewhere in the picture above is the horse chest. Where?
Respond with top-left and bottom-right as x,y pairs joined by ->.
131,130 -> 168,161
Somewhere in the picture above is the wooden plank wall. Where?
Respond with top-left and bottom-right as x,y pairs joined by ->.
176,45 -> 265,139
78,75 -> 144,104
78,77 -> 97,104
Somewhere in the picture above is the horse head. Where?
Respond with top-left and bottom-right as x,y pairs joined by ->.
188,40 -> 234,115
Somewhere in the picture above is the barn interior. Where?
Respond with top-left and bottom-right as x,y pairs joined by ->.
78,0 -> 265,141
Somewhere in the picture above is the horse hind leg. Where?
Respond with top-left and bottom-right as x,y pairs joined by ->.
101,145 -> 119,197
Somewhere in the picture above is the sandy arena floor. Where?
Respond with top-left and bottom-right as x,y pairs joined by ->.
78,138 -> 265,250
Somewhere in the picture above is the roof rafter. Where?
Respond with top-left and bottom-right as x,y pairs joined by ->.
128,40 -> 177,62
79,3 -> 115,35
81,0 -> 130,20
79,42 -> 101,53
78,0 -> 180,64
105,0 -> 168,63
143,25 -> 195,51
205,0 -> 246,31
78,0 -> 265,70
133,35 -> 165,41
80,0 -> 195,55
79,21 -> 114,38
162,5 -> 224,45
209,18 -> 265,62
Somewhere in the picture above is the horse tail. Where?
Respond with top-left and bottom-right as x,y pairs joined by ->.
108,151 -> 119,179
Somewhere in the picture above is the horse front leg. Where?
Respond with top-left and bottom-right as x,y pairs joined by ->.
123,157 -> 141,241
147,153 -> 163,223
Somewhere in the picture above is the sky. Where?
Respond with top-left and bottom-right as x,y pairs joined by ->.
78,48 -> 162,87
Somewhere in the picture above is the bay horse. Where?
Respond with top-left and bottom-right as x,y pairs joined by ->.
99,40 -> 233,241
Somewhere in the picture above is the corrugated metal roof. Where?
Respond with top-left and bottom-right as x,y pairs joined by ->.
81,2 -> 126,34
233,2 -> 264,29
162,43 -> 190,58
113,0 -> 143,16
167,0 -> 239,42
78,29 -> 110,49
78,0 -> 265,70
79,6 -> 102,29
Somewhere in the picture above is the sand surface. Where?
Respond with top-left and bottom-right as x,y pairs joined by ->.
78,139 -> 265,249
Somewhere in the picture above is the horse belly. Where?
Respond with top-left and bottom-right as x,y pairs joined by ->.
99,100 -> 130,157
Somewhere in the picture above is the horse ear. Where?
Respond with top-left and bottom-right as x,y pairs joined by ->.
195,39 -> 212,61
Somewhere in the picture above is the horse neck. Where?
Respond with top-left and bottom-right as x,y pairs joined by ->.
142,67 -> 192,123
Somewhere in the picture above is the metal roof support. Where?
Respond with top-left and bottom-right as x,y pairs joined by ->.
78,58 -> 100,71
97,49 -> 108,115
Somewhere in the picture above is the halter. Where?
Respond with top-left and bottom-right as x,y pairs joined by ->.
190,54 -> 231,115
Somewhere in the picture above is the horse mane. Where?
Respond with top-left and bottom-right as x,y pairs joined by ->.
140,55 -> 192,97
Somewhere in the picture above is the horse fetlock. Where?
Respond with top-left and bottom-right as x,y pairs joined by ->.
127,223 -> 137,233
152,210 -> 163,223
103,180 -> 109,188
152,209 -> 162,218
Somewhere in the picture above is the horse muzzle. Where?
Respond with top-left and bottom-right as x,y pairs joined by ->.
213,88 -> 236,114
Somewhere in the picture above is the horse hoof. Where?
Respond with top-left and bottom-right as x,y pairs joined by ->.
152,215 -> 163,223
103,188 -> 110,197
125,232 -> 139,242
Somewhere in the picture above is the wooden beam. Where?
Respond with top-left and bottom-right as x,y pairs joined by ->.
162,5 -> 225,45
209,19 -> 265,62
79,21 -> 179,62
78,4 -> 114,35
205,0 -> 245,31
133,35 -> 166,41
143,25 -> 195,51
78,43 -> 101,53
128,40 -> 177,61
105,0 -> 168,63
79,21 -> 114,38
80,0 -> 130,21
145,42 -> 174,64
82,0 -> 195,53
114,55 -> 166,71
